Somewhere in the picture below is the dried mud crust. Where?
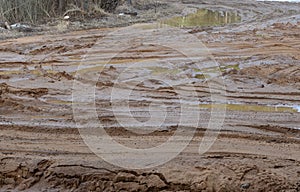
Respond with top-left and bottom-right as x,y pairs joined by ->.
0,138 -> 300,191
0,125 -> 300,191
0,150 -> 300,191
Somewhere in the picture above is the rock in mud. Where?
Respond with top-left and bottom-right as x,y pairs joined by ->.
241,183 -> 251,189
114,172 -> 136,182
139,174 -> 167,189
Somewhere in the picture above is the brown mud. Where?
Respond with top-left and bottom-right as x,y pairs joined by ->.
1,0 -> 300,191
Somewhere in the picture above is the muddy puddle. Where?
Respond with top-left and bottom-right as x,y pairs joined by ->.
199,103 -> 300,113
161,9 -> 241,27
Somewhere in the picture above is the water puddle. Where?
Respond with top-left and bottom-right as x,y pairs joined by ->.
192,64 -> 240,78
220,64 -> 240,72
0,70 -> 22,75
30,115 -> 68,120
46,99 -> 74,105
161,9 -> 241,27
148,66 -> 181,75
199,103 -> 300,113
44,98 -> 91,106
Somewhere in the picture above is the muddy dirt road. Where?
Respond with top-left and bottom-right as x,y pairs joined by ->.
1,0 -> 300,191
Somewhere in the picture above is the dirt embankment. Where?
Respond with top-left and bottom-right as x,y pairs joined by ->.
1,125 -> 300,191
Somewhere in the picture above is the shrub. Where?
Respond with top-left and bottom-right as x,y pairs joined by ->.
0,0 -> 121,24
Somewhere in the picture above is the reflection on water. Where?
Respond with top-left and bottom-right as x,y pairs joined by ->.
294,105 -> 300,112
161,9 -> 241,27
199,103 -> 299,113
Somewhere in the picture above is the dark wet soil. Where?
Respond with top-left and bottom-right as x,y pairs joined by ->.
1,0 -> 300,191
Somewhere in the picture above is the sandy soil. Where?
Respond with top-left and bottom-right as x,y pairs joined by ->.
0,0 -> 300,191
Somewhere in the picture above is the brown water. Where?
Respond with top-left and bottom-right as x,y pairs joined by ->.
199,103 -> 299,113
161,9 -> 241,27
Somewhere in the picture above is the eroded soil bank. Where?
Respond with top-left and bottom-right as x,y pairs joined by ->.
0,0 -> 300,191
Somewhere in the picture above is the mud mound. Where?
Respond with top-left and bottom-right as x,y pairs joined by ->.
27,41 -> 95,55
1,157 -> 299,191
0,98 -> 41,113
0,75 -> 10,80
272,22 -> 300,30
239,64 -> 300,87
47,71 -> 74,81
0,159 -> 172,191
0,159 -> 54,191
33,65 -> 74,81
0,83 -> 47,113
183,164 -> 298,192
0,83 -> 48,98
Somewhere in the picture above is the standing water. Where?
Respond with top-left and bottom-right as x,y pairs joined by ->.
161,9 -> 241,27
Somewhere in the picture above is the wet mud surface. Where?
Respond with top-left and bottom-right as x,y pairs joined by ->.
1,0 -> 300,191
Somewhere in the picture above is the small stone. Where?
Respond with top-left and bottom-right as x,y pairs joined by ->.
18,177 -> 39,190
4,178 -> 15,185
191,181 -> 206,191
17,183 -> 27,191
241,183 -> 251,189
140,174 -> 167,189
35,172 -> 43,177
22,168 -> 29,178
114,172 -> 136,183
88,184 -> 96,191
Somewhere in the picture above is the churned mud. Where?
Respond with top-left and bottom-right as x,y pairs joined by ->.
1,0 -> 300,191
